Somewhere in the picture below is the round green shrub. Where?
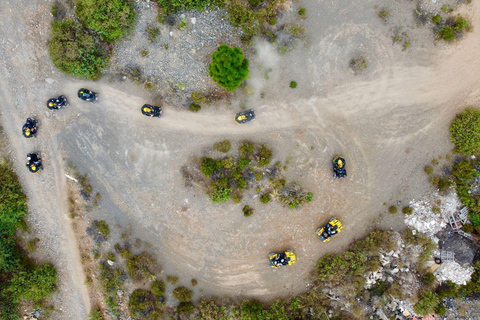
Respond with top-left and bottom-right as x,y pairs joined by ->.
255,172 -> 263,181
432,14 -> 442,24
450,108 -> 480,155
49,20 -> 109,79
76,0 -> 137,43
260,193 -> 271,204
189,103 -> 201,112
151,281 -> 165,296
402,207 -> 413,215
128,289 -> 154,317
289,81 -> 297,88
173,286 -> 192,302
201,158 -> 218,177
208,45 -> 249,91
388,205 -> 398,214
298,8 -> 306,15
177,301 -> 194,314
243,205 -> 253,216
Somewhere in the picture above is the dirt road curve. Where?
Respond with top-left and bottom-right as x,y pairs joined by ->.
1,0 -> 480,318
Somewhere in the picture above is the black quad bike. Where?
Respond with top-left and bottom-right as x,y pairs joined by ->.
333,156 -> 347,178
22,118 -> 39,138
141,104 -> 163,118
47,95 -> 68,110
234,109 -> 256,124
78,88 -> 98,103
26,153 -> 43,173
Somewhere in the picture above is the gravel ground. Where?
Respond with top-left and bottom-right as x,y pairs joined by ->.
110,1 -> 243,100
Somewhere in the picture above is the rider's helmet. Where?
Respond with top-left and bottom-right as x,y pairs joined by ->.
337,159 -> 343,168
144,107 -> 151,113
25,128 -> 31,137
30,164 -> 36,171
49,101 -> 54,107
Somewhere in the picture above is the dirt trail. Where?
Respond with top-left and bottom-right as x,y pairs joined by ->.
1,0 -> 480,316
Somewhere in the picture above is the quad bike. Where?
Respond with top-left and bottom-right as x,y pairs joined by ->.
269,250 -> 296,268
22,118 -> 39,138
77,88 -> 98,103
141,104 -> 163,118
47,95 -> 68,110
235,109 -> 255,124
26,152 -> 43,173
316,217 -> 343,242
333,156 -> 347,178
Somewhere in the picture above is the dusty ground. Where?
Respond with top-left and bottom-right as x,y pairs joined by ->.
1,0 -> 480,318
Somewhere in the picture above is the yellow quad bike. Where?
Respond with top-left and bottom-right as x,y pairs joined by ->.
234,109 -> 255,124
269,250 -> 296,268
316,217 -> 343,242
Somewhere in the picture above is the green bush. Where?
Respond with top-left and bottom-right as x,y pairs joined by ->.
239,141 -> 256,156
128,289 -> 154,317
119,248 -> 132,259
289,81 -> 297,88
95,220 -> 110,238
452,159 -> 476,180
189,103 -> 201,112
232,193 -> 242,203
173,286 -> 192,302
432,14 -> 442,24
437,25 -> 455,41
167,276 -> 179,284
243,205 -> 253,216
413,292 -> 440,315
424,165 -> 434,175
378,8 -> 391,20
257,145 -> 273,167
237,178 -> 247,190
260,193 -> 271,204
49,20 -> 109,79
208,45 -> 249,91
298,8 -> 306,16
126,252 -> 157,282
213,140 -> 231,153
435,303 -> 446,316
255,172 -> 263,181
151,281 -> 166,296
388,205 -> 397,214
8,263 -> 57,301
249,0 -> 261,6
462,261 -> 480,295
402,207 -> 413,215
89,306 -> 104,320
201,158 -> 218,177
462,223 -> 474,233
238,157 -> 251,169
76,0 -> 137,43
177,301 -> 195,314
157,0 -> 224,14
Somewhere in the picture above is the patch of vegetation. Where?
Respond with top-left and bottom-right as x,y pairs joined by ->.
191,278 -> 198,286
413,291 -> 441,316
167,275 -> 179,284
119,247 -> 132,259
208,45 -> 249,91
450,158 -> 480,226
260,193 -> 271,204
298,8 -> 306,16
76,0 -> 137,43
388,205 -> 398,214
177,301 -> 194,314
0,163 -> 57,319
239,141 -> 256,156
26,238 -> 40,253
151,281 -> 166,296
289,81 -> 297,88
285,24 -> 306,38
350,56 -> 369,72
128,289 -> 155,318
432,14 -> 442,24
436,16 -> 471,41
173,286 -> 193,302
49,20 -> 109,79
147,25 -> 160,41
402,206 -> 413,215
191,91 -> 210,106
402,40 -> 411,51
157,0 -> 225,14
213,140 -> 232,153
424,165 -> 434,175
378,8 -> 391,21
89,306 -> 104,320
95,220 -> 110,238
243,205 -> 254,216
126,252 -> 158,282
450,108 -> 480,155
188,103 -> 201,112
257,145 -> 273,167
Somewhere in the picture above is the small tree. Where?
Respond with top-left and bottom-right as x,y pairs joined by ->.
450,108 -> 480,155
208,45 -> 249,91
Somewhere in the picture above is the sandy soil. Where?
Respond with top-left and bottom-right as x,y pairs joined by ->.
1,0 -> 480,318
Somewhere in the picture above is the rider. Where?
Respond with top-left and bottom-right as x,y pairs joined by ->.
23,118 -> 38,138
26,153 -> 42,173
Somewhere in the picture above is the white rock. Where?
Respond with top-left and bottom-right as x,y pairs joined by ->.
45,78 -> 55,84
107,259 -> 114,266
191,17 -> 196,24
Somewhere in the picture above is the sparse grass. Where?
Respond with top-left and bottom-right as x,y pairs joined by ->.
378,8 -> 391,21
350,57 -> 369,72
95,220 -> 110,238
191,91 -> 210,105
88,306 -> 104,320
26,238 -> 40,253
147,25 -> 160,42
402,40 -> 411,51
140,50 -> 148,57
213,140 -> 231,153
167,276 -> 179,284
119,248 -> 132,259
388,205 -> 398,214
285,24 -> 306,38
191,279 -> 198,286
143,81 -> 156,91
432,206 -> 441,214
424,165 -> 434,175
